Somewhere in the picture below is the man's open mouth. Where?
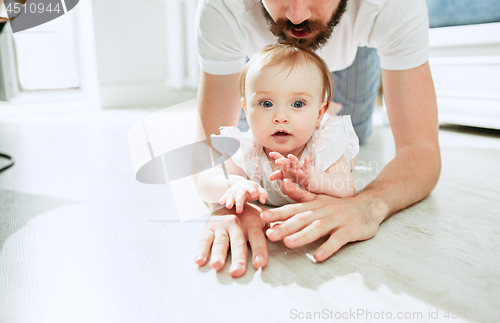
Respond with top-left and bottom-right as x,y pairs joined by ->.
290,28 -> 311,39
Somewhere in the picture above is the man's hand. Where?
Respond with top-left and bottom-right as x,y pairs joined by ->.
260,178 -> 381,262
268,152 -> 311,188
195,202 -> 268,278
219,179 -> 268,214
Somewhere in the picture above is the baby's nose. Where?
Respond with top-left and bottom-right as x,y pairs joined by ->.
273,111 -> 289,124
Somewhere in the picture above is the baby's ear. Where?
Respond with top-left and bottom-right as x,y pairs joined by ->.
316,101 -> 329,127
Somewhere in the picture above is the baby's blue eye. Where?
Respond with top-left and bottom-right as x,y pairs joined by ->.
260,101 -> 273,108
292,101 -> 304,108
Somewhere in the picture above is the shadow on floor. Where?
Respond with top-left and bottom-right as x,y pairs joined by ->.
0,189 -> 78,250
440,124 -> 500,138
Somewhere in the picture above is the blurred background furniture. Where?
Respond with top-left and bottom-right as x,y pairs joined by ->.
0,0 -> 100,116
426,0 -> 500,130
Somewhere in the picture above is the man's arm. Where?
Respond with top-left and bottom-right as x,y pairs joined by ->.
260,61 -> 441,262
197,165 -> 245,204
196,71 -> 241,143
359,61 -> 441,223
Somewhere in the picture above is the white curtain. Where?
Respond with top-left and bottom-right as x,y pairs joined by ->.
164,0 -> 199,90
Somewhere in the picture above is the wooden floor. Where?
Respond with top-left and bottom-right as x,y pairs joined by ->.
0,103 -> 499,323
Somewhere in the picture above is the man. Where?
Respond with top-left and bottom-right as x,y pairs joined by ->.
194,0 -> 441,278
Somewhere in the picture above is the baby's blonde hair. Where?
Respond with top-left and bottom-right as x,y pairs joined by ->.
239,43 -> 334,108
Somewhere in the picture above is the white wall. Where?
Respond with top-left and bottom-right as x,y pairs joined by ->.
91,0 -> 197,108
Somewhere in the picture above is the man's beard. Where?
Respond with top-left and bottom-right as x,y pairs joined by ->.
261,0 -> 348,51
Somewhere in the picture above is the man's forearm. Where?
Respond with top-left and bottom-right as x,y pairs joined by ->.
355,144 -> 441,224
196,71 -> 241,144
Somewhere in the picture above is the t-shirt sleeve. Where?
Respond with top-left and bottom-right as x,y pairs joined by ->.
210,129 -> 246,173
342,116 -> 360,162
313,116 -> 359,171
370,0 -> 429,70
195,2 -> 247,75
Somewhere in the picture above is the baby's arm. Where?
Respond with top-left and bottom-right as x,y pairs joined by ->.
269,153 -> 355,198
310,155 -> 355,197
197,158 -> 268,213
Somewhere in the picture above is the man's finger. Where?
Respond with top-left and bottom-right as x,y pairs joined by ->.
195,229 -> 215,266
265,210 -> 316,242
283,217 -> 337,248
247,220 -> 268,269
227,224 -> 248,278
314,227 -> 351,262
260,179 -> 317,222
210,230 -> 230,270
281,178 -> 316,203
260,202 -> 307,222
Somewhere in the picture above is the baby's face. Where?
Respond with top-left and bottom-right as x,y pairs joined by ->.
242,61 -> 327,157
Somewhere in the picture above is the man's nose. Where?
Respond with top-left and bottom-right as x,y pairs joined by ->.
286,0 -> 312,25
273,107 -> 290,124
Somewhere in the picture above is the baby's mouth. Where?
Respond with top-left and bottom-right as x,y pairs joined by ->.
272,130 -> 291,142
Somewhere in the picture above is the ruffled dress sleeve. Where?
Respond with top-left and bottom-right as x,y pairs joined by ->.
210,127 -> 263,183
308,115 -> 359,172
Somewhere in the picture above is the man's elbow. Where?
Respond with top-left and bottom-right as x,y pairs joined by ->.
429,146 -> 442,191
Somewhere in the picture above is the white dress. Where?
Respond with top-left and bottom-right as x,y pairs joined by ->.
211,115 -> 359,206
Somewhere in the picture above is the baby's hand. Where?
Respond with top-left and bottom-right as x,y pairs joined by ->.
268,152 -> 311,188
219,180 -> 268,214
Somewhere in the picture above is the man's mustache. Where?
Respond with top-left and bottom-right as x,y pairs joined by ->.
270,18 -> 328,35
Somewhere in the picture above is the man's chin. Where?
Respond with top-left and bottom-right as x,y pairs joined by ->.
282,33 -> 325,50
284,35 -> 314,47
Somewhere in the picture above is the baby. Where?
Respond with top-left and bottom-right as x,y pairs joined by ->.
197,43 -> 359,213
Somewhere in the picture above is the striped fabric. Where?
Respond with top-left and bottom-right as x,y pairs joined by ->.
332,47 -> 380,144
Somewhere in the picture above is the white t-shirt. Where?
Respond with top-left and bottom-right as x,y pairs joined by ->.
195,0 -> 429,74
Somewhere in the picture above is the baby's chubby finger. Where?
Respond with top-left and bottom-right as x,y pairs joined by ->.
246,183 -> 259,200
258,186 -> 268,204
225,193 -> 235,209
268,169 -> 283,181
219,192 -> 229,205
268,151 -> 285,160
235,189 -> 246,213
287,154 -> 301,170
276,158 -> 292,173
303,156 -> 311,169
